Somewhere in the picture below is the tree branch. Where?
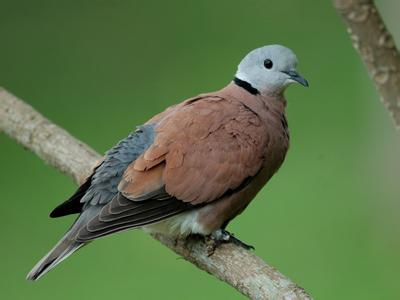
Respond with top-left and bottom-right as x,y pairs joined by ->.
332,0 -> 400,128
0,88 -> 312,300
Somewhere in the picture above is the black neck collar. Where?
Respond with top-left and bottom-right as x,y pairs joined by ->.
233,77 -> 260,95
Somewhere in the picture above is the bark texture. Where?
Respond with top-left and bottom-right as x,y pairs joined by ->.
0,88 -> 312,300
333,0 -> 400,128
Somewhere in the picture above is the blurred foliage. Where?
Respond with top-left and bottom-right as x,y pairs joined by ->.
1,0 -> 400,299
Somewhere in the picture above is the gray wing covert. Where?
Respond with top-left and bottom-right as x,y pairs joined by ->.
50,124 -> 156,218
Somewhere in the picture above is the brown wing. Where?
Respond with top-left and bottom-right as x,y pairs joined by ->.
77,96 -> 269,241
145,96 -> 269,205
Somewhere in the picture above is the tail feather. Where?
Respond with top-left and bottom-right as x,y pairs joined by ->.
26,233 -> 83,281
27,207 -> 100,281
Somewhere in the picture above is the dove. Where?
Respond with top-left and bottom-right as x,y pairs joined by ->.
27,44 -> 308,281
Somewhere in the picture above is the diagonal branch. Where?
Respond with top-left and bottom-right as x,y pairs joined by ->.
332,0 -> 400,128
0,88 -> 312,300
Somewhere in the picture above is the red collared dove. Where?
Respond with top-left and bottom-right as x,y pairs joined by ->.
27,44 -> 308,281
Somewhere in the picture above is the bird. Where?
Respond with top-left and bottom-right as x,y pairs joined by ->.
27,44 -> 308,281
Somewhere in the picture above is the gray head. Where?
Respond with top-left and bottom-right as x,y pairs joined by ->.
235,45 -> 308,95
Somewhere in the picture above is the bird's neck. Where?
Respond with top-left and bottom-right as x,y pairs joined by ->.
233,77 -> 260,95
223,81 -> 287,113
233,77 -> 287,99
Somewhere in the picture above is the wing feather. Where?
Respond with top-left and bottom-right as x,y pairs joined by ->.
77,194 -> 190,241
77,96 -> 268,241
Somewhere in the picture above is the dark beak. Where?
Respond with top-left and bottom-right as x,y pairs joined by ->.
283,70 -> 309,87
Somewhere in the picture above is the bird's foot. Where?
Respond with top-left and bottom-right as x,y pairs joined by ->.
204,236 -> 219,256
222,230 -> 255,250
205,229 -> 254,256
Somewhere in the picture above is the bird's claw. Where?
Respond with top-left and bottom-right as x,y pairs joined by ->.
205,236 -> 219,256
205,229 -> 254,256
228,233 -> 255,250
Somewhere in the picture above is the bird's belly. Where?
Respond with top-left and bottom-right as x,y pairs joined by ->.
142,210 -> 209,237
142,169 -> 272,237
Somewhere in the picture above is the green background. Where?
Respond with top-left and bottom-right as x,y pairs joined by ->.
1,0 -> 400,299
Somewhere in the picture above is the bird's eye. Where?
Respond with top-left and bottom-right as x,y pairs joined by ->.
263,59 -> 273,69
